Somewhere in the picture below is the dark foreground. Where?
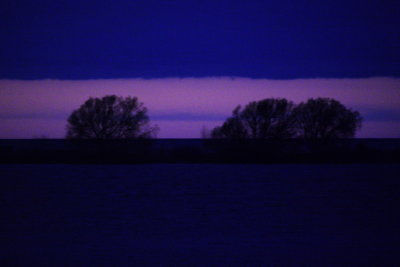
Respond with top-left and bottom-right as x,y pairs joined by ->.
1,164 -> 400,266
1,139 -> 400,164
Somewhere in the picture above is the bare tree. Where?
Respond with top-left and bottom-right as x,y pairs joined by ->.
201,126 -> 212,139
66,95 -> 158,139
293,98 -> 362,139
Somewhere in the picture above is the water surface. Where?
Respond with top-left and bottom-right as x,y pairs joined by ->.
1,164 -> 399,265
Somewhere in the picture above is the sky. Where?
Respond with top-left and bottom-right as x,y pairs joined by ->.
0,0 -> 399,138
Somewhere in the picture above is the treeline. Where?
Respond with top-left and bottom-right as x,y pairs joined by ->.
205,98 -> 362,139
65,95 -> 362,140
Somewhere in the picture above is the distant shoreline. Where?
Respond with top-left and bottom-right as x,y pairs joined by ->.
1,139 -> 399,164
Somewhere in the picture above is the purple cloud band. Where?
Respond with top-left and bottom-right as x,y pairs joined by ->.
1,77 -> 399,138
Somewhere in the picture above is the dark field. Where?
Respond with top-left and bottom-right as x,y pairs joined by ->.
1,164 -> 400,266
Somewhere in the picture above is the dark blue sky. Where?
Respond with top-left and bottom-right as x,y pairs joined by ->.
1,0 -> 399,79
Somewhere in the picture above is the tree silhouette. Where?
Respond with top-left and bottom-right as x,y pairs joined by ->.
211,98 -> 296,139
66,95 -> 158,139
293,98 -> 362,139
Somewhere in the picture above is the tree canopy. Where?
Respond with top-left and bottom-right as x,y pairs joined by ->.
66,95 -> 158,139
209,97 -> 362,139
293,98 -> 362,139
211,98 -> 296,139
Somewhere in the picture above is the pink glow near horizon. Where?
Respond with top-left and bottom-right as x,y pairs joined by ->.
0,77 -> 399,138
